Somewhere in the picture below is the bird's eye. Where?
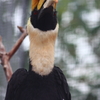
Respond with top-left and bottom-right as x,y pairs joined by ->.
54,12 -> 56,16
33,10 -> 38,15
33,11 -> 38,15
54,11 -> 57,16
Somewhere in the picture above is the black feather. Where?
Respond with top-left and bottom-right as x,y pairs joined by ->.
54,67 -> 71,100
5,68 -> 28,100
30,6 -> 57,31
5,66 -> 71,100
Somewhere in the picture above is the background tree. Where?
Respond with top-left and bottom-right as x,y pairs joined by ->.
56,0 -> 100,100
0,0 -> 30,99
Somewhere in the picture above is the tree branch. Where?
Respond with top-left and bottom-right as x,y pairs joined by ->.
8,26 -> 28,60
0,36 -> 13,81
0,26 -> 28,81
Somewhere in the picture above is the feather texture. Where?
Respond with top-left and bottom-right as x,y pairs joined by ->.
5,68 -> 28,100
27,19 -> 59,75
5,66 -> 71,100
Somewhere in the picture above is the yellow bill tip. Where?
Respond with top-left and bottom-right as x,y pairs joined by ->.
31,0 -> 45,10
54,0 -> 58,3
37,0 -> 45,10
31,0 -> 38,10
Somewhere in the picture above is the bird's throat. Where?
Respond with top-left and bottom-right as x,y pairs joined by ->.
27,20 -> 59,75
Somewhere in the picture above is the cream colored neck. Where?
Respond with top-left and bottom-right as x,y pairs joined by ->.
27,20 -> 59,75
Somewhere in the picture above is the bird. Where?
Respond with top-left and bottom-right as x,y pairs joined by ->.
5,0 -> 71,100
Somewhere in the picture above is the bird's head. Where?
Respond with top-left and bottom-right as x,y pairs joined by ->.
27,0 -> 58,31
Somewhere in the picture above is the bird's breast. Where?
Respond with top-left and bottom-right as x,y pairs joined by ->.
18,71 -> 59,100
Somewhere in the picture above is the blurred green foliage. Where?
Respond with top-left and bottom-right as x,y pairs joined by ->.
56,0 -> 100,100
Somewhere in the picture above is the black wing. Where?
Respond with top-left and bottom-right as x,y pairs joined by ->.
54,66 -> 71,100
5,68 -> 28,100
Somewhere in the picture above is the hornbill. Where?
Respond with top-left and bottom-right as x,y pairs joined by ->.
5,0 -> 71,100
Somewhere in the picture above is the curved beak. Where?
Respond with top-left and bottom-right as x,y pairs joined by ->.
31,0 -> 58,11
43,0 -> 58,9
38,0 -> 58,19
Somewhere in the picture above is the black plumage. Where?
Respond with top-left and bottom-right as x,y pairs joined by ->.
31,6 -> 57,31
5,66 -> 71,100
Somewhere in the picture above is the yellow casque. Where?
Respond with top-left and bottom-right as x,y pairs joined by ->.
31,0 -> 58,10
31,0 -> 45,10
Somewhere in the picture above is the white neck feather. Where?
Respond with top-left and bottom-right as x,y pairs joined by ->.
27,19 -> 59,75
